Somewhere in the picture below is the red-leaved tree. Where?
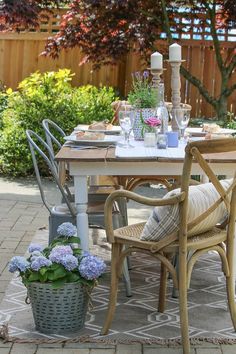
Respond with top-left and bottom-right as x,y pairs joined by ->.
0,0 -> 69,31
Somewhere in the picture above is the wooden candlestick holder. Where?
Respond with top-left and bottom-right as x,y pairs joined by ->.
167,60 -> 185,131
150,68 -> 164,88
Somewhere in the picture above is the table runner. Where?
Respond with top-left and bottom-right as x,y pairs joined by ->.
115,140 -> 186,159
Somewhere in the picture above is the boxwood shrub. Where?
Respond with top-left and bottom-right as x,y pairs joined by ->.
0,69 -> 117,176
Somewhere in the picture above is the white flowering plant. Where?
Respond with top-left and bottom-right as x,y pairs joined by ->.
8,223 -> 106,289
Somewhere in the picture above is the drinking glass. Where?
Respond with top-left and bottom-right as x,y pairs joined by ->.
172,108 -> 191,141
118,110 -> 135,148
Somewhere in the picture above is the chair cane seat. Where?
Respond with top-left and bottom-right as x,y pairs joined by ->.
114,223 -> 227,253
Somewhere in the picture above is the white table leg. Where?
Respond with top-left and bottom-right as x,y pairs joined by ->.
74,176 -> 89,251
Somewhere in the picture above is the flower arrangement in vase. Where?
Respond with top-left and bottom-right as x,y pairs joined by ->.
127,71 -> 157,140
141,116 -> 161,136
8,222 -> 106,334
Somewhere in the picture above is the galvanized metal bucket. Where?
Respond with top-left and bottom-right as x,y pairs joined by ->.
27,282 -> 89,334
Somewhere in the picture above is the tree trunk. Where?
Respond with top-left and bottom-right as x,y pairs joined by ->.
215,96 -> 228,121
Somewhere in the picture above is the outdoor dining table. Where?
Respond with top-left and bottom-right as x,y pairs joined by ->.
55,143 -> 236,251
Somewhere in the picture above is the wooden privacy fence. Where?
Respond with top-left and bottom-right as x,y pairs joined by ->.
0,10 -> 235,118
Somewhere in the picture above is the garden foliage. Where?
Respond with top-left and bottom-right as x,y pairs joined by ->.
0,69 -> 117,176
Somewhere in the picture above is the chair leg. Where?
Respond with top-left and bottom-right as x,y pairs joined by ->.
117,196 -> 128,227
172,254 -> 179,298
172,251 -> 193,298
48,215 -> 53,245
178,256 -> 190,354
158,262 -> 168,313
122,256 -> 132,297
101,243 -> 121,335
126,254 -> 133,270
114,203 -> 132,296
226,273 -> 236,331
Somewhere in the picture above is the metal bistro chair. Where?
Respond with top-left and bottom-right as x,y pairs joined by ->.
101,138 -> 236,354
26,129 -> 132,296
26,129 -> 125,242
42,119 -> 128,226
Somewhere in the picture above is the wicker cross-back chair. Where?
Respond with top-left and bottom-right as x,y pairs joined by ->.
101,138 -> 236,354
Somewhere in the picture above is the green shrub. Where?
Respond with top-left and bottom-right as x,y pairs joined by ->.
75,85 -> 117,124
0,85 -> 8,130
0,69 -> 118,176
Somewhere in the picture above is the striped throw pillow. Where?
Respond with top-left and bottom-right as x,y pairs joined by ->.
140,179 -> 232,242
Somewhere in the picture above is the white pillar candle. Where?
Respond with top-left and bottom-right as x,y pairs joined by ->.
169,43 -> 182,61
151,51 -> 163,70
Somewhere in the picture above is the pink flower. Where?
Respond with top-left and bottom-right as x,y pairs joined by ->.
144,117 -> 161,127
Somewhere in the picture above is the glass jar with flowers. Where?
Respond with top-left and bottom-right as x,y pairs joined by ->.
127,71 -> 157,140
8,222 -> 106,334
142,116 -> 161,147
142,116 -> 161,135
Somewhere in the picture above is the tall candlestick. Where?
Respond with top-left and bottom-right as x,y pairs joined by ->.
151,51 -> 163,70
169,61 -> 182,131
169,43 -> 182,61
168,44 -> 185,131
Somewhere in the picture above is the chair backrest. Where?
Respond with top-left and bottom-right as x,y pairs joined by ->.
26,129 -> 76,217
179,138 -> 236,247
42,119 -> 66,160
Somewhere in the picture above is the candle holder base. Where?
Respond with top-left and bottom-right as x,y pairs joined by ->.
148,68 -> 166,88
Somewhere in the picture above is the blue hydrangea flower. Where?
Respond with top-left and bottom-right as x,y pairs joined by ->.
78,250 -> 91,260
8,256 -> 30,273
28,243 -> 43,253
30,250 -> 42,262
49,245 -> 73,263
82,251 -> 91,257
31,250 -> 42,257
31,256 -> 52,271
60,254 -> 78,271
57,222 -> 77,238
79,256 -> 106,280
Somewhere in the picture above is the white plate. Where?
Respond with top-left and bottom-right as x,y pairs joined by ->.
74,124 -> 121,135
186,127 -> 236,137
188,136 -> 205,142
64,134 -> 121,147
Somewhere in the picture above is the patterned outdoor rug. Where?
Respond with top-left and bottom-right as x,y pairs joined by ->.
1,229 -> 236,345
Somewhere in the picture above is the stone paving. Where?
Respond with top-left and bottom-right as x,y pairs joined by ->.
0,177 -> 236,353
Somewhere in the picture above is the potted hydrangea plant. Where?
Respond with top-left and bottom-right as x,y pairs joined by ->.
8,222 -> 106,334
128,71 -> 157,140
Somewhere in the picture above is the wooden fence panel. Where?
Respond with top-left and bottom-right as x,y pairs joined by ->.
0,32 -> 235,118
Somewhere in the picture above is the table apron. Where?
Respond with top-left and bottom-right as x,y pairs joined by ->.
69,161 -> 235,177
